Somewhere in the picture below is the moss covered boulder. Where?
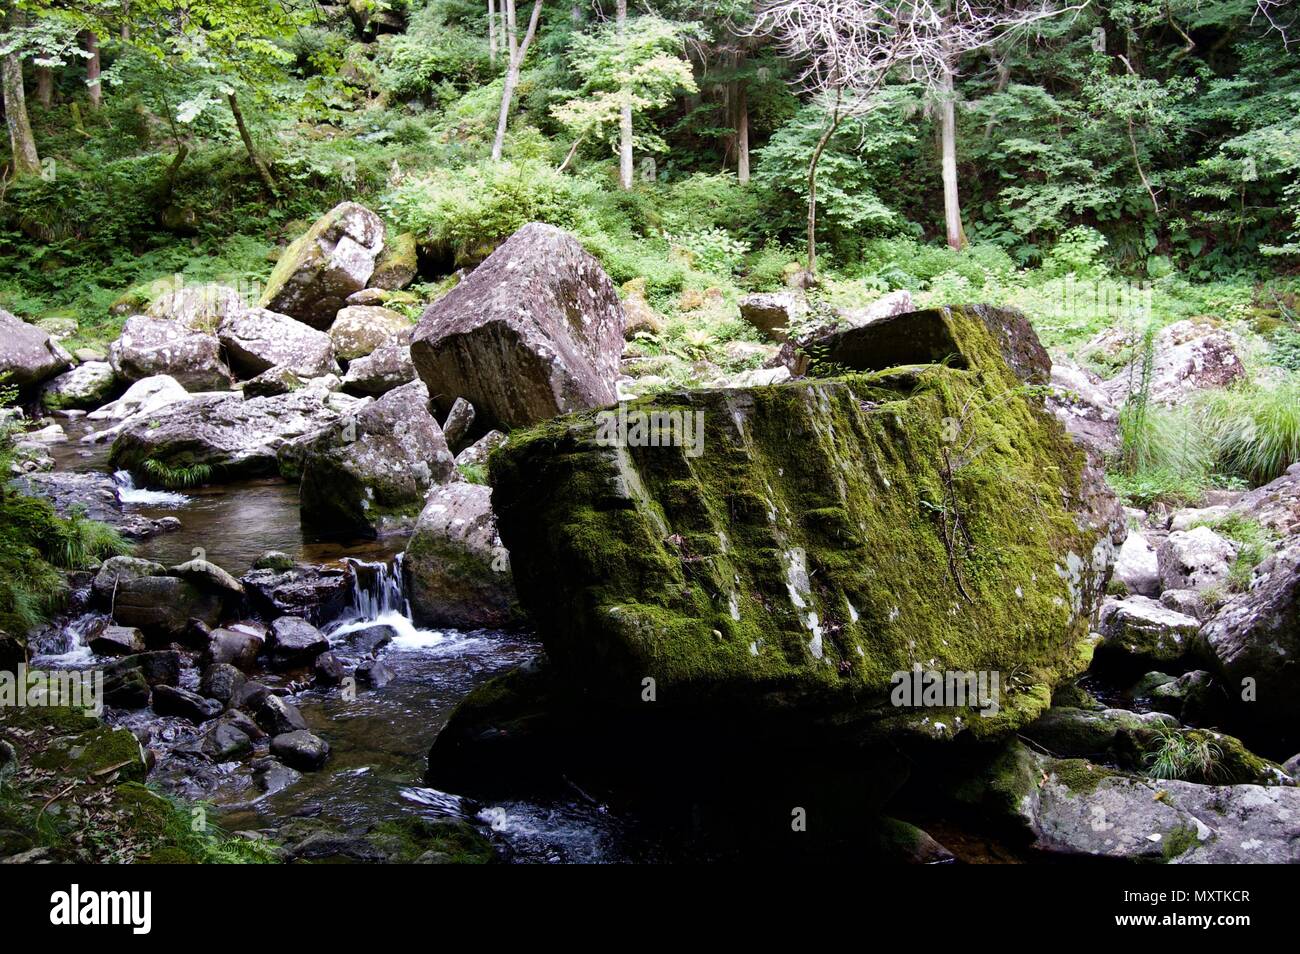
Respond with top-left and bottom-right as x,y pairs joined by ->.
486,305 -> 1122,737
260,202 -> 385,329
369,231 -> 419,290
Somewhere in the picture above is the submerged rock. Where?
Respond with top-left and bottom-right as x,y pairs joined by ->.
411,222 -> 625,430
298,380 -> 456,537
260,202 -> 385,329
482,305 -> 1119,733
404,483 -> 519,630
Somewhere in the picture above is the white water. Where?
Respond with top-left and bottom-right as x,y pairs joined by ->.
327,556 -> 488,653
31,614 -> 103,667
113,470 -> 190,507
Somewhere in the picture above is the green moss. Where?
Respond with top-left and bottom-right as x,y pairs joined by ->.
368,817 -> 495,864
1161,823 -> 1200,862
488,304 -> 1113,734
1048,758 -> 1120,795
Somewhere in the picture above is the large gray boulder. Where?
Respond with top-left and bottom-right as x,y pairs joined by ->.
1198,540 -> 1300,739
260,202 -> 385,329
1227,462 -> 1300,537
340,341 -> 416,397
404,483 -> 519,630
410,223 -> 625,430
0,308 -> 72,388
110,388 -> 360,482
298,381 -> 456,537
1047,356 -> 1120,457
39,361 -> 119,412
1114,529 -> 1161,597
737,292 -> 805,342
109,315 -> 234,391
1096,596 -> 1199,671
218,307 -> 337,379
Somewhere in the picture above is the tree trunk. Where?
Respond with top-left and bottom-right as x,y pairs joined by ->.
939,61 -> 966,251
491,0 -> 543,162
806,103 -> 844,280
35,66 -> 52,108
227,92 -> 277,194
3,50 -> 41,176
616,0 -> 633,190
85,32 -> 102,109
488,0 -> 498,66
735,83 -> 750,185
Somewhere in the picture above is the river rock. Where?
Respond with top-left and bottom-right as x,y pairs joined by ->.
152,684 -> 223,723
85,374 -> 191,428
405,483 -> 519,630
146,283 -> 245,332
1100,320 -> 1245,406
313,652 -> 345,686
369,231 -> 418,290
356,658 -> 395,688
1157,527 -> 1237,592
1096,596 -> 1199,672
328,305 -> 412,360
109,315 -> 234,391
202,627 -> 265,673
410,222 -> 625,430
199,663 -> 246,707
0,308 -> 72,388
255,695 -> 309,736
299,380 -> 456,537
102,666 -> 151,708
1197,539 -> 1300,745
241,563 -> 354,626
106,651 -> 183,688
254,757 -> 302,796
484,304 -> 1119,728
268,616 -> 330,668
200,720 -> 254,760
88,625 -> 145,656
1159,588 -> 1212,620
168,558 -> 245,600
39,362 -> 119,412
344,624 -> 397,656
340,341 -> 417,397
13,472 -> 177,539
218,307 -> 338,379
1113,529 -> 1161,597
260,202 -> 385,329
110,575 -> 225,642
110,388 -> 359,481
270,730 -> 330,771
242,365 -> 303,398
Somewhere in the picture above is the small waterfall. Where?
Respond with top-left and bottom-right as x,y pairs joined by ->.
345,554 -> 411,622
113,470 -> 189,507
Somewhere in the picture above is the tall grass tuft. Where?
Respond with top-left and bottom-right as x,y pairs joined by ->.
1200,376 -> 1300,485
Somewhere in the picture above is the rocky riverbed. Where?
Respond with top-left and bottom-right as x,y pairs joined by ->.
3,208 -> 1298,864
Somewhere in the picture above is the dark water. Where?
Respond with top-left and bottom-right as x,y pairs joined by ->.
40,418 -> 639,862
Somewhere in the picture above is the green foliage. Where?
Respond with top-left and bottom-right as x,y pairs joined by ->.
142,458 -> 214,489
378,1 -> 491,100
1200,376 -> 1300,485
1144,727 -> 1224,783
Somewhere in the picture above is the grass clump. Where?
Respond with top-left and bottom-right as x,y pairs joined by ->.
1143,727 -> 1224,782
1199,376 -> 1300,486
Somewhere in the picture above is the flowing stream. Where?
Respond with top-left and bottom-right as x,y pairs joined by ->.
38,419 -> 652,862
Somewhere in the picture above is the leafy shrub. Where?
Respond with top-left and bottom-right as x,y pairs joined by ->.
667,227 -> 750,275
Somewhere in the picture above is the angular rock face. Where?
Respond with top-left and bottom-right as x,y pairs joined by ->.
0,308 -> 72,389
1114,529 -> 1160,597
39,361 -> 119,411
411,223 -> 625,430
1198,540 -> 1300,740
328,305 -> 412,360
218,307 -> 337,379
1228,462 -> 1300,537
1046,357 -> 1119,457
369,232 -> 419,290
340,341 -> 417,397
487,307 -> 1120,730
299,381 -> 456,537
404,483 -> 519,630
109,315 -> 234,392
1157,526 -> 1237,592
738,292 -> 804,342
241,563 -> 354,626
260,202 -> 385,329
109,388 -> 359,481
807,305 -> 1051,389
